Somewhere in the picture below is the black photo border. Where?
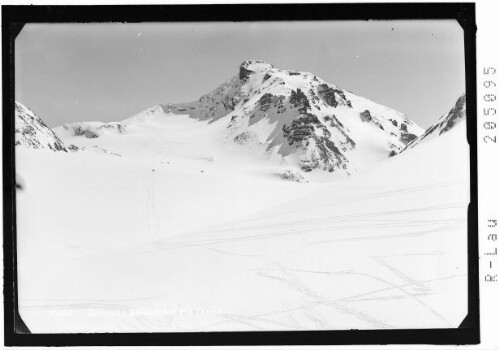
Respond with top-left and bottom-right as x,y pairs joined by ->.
2,2 -> 479,346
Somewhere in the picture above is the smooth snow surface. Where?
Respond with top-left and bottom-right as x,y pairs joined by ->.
17,117 -> 469,332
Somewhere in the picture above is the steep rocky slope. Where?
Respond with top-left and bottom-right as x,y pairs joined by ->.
15,101 -> 71,152
403,93 -> 466,151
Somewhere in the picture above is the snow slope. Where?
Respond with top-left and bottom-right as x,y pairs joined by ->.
404,93 -> 466,151
17,118 -> 469,332
54,60 -> 423,180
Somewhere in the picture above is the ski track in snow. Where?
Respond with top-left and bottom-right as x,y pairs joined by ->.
17,182 -> 468,331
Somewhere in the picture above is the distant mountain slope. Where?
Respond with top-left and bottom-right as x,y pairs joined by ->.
15,101 -> 120,156
403,93 -> 466,151
15,101 -> 70,152
55,121 -> 128,139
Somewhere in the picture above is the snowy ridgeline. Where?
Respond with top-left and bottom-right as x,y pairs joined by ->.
16,60 -> 446,182
15,61 -> 466,183
14,61 -> 469,332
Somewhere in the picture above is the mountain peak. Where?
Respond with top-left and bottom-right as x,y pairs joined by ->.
240,59 -> 274,70
239,60 -> 274,81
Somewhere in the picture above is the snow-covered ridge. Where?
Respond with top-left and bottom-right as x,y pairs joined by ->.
54,105 -> 171,140
404,93 -> 466,151
31,59 -> 426,180
15,101 -> 72,152
55,121 -> 128,139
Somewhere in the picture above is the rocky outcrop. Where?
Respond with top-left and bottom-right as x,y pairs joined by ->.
239,66 -> 253,81
360,110 -> 373,122
239,60 -> 274,82
282,113 -> 350,173
281,169 -> 308,183
233,131 -> 262,146
258,93 -> 285,113
289,88 -> 310,112
60,122 -> 128,139
282,113 -> 319,144
437,94 -> 466,135
317,84 -> 352,108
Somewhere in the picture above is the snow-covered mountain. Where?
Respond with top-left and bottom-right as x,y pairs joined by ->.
15,101 -> 72,152
55,60 -> 423,178
163,60 -> 423,174
403,93 -> 466,151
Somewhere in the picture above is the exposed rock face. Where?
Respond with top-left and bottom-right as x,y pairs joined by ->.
323,115 -> 356,150
360,110 -> 373,122
281,169 -> 308,183
233,131 -> 262,146
289,88 -> 311,112
15,101 -> 69,152
317,84 -> 352,108
75,127 -> 98,139
437,94 -> 466,135
282,113 -> 349,172
239,66 -> 253,81
403,93 -> 466,151
300,137 -> 349,173
239,60 -> 274,82
398,122 -> 418,145
258,93 -> 285,112
283,113 -> 320,144
400,132 -> 418,145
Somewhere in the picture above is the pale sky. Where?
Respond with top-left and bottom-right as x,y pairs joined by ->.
15,20 -> 465,128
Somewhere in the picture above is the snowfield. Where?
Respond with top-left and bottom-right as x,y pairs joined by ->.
16,115 -> 469,332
